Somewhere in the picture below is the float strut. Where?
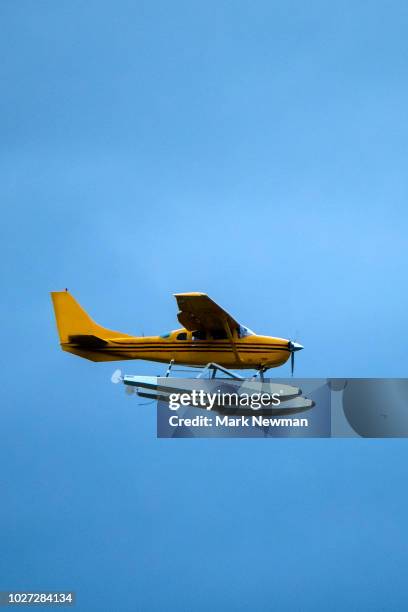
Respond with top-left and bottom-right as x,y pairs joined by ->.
165,359 -> 175,377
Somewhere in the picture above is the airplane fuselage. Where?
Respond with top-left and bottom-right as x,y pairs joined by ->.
62,328 -> 292,369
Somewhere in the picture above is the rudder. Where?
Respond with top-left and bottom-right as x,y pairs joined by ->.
50,291 -> 129,343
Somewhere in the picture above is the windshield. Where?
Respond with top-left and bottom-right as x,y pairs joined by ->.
238,325 -> 255,338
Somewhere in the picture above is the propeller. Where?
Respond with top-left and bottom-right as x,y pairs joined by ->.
288,341 -> 304,376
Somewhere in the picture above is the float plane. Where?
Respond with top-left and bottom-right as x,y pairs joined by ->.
51,290 -> 303,377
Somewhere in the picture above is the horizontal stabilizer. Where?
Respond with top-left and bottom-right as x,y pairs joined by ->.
68,334 -> 108,348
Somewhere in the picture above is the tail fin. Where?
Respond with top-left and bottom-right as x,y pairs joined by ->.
50,291 -> 130,343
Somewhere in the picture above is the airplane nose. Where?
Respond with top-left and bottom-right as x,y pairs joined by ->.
289,341 -> 304,352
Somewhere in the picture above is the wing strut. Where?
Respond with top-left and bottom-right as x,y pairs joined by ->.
222,318 -> 241,364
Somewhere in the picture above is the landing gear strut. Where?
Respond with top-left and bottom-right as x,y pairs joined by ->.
198,362 -> 243,380
163,360 -> 244,380
254,366 -> 269,381
165,359 -> 175,377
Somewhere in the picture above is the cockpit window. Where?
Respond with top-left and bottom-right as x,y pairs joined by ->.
176,332 -> 187,340
192,330 -> 207,340
160,332 -> 171,339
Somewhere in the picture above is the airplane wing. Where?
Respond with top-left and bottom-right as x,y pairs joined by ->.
174,293 -> 241,333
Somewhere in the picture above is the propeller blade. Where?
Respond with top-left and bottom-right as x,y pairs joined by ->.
291,351 -> 295,376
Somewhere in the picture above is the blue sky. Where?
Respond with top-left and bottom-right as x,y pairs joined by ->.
1,1 -> 408,609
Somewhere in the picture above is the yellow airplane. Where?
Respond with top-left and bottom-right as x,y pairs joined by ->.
51,290 -> 303,376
